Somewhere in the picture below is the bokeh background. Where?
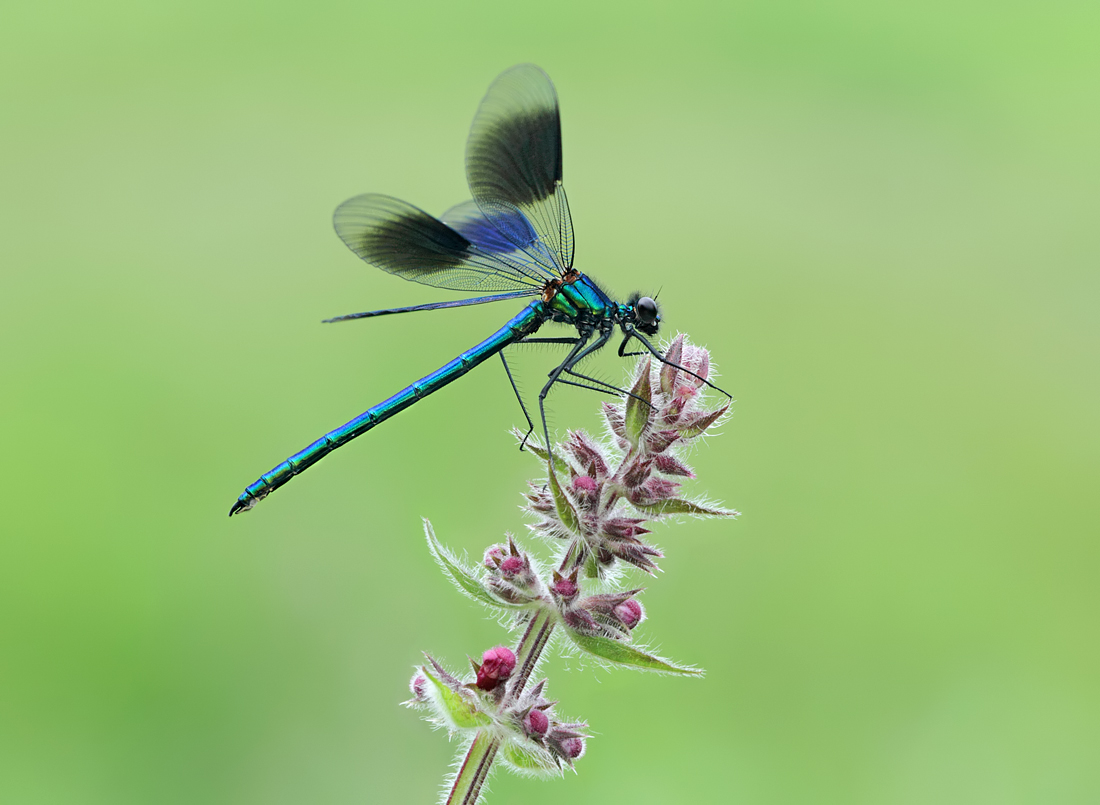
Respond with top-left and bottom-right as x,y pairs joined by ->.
2,1 -> 1097,803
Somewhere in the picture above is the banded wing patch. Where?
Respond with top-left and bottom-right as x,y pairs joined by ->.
333,194 -> 546,293
466,64 -> 574,274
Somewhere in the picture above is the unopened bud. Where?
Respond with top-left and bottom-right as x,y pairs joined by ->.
613,598 -> 644,630
483,545 -> 506,568
524,708 -> 549,738
475,646 -> 516,691
687,347 -> 710,387
573,475 -> 597,493
571,475 -> 599,508
500,555 -> 524,576
409,673 -> 428,702
547,725 -> 589,765
551,575 -> 579,599
560,736 -> 585,760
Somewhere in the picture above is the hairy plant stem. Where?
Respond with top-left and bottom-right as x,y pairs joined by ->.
510,606 -> 557,696
445,731 -> 499,805
446,564 -> 569,804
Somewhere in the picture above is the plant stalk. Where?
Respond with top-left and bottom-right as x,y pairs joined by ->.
446,731 -> 500,805
445,607 -> 557,804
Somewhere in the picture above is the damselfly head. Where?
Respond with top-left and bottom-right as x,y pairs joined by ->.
628,294 -> 661,335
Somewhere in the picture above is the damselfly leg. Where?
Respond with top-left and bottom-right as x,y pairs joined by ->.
620,330 -> 733,400
499,351 -> 535,442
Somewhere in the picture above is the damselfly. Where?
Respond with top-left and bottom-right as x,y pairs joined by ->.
229,64 -> 728,516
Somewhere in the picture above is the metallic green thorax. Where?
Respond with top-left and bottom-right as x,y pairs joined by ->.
547,274 -> 615,323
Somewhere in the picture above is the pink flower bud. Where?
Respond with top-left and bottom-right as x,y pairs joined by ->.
475,646 -> 516,691
551,576 -> 579,599
572,475 -> 597,494
560,736 -> 585,760
571,474 -> 599,508
524,708 -> 549,737
687,347 -> 710,387
500,555 -> 524,576
409,673 -> 428,701
483,545 -> 505,568
660,335 -> 684,394
572,470 -> 598,497
613,599 -> 644,630
547,725 -> 589,765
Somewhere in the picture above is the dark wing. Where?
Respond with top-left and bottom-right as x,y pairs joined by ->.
333,194 -> 548,293
466,64 -> 574,274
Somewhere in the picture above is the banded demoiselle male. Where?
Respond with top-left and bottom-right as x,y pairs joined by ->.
229,64 -> 727,516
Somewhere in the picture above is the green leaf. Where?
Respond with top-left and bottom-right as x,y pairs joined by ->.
420,665 -> 491,729
564,629 -> 704,676
624,360 -> 653,447
423,520 -> 528,610
501,742 -> 561,777
511,428 -> 570,475
547,465 -> 580,535
632,497 -> 739,517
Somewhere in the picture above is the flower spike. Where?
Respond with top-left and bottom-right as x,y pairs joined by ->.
410,335 -> 735,803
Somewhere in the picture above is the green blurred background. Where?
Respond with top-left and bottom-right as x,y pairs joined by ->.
2,1 -> 1097,802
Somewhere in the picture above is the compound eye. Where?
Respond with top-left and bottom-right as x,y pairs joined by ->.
636,296 -> 658,324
